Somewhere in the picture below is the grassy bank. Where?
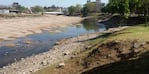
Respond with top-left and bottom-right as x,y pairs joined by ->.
33,24 -> 149,74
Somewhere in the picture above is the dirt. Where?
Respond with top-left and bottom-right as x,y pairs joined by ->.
0,15 -> 83,41
43,39 -> 149,74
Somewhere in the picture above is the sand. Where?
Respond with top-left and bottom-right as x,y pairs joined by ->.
0,15 -> 83,41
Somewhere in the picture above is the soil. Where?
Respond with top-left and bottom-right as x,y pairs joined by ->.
0,15 -> 83,41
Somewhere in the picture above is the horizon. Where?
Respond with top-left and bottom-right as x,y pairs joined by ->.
0,0 -> 108,8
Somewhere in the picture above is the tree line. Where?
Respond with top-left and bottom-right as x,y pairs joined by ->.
102,0 -> 149,19
68,2 -> 102,17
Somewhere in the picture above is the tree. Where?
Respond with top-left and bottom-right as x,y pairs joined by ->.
85,2 -> 96,13
31,6 -> 45,13
81,6 -> 89,17
68,4 -> 82,16
68,6 -> 76,15
119,0 -> 130,19
17,5 -> 27,13
142,0 -> 149,26
75,4 -> 82,14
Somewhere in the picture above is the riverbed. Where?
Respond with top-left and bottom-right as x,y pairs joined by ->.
0,19 -> 106,68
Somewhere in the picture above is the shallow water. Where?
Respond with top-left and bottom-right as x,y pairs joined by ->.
0,19 -> 106,67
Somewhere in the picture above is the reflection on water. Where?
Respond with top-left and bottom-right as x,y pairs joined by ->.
81,19 -> 106,32
0,19 -> 106,67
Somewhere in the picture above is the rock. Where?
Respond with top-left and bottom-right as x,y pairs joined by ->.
133,43 -> 141,48
41,60 -> 48,66
21,58 -> 24,61
55,42 -> 60,45
24,40 -> 32,44
70,55 -> 76,59
63,51 -> 70,56
3,72 -> 6,74
57,62 -> 65,68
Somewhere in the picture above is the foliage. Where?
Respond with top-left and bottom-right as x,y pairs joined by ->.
85,2 -> 96,13
31,6 -> 45,13
102,0 -> 149,19
81,2 -> 99,17
17,5 -> 28,13
81,6 -> 89,17
68,4 -> 82,16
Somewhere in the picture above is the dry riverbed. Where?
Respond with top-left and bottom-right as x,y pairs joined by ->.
0,32 -> 100,74
0,15 -> 83,41
0,26 -> 128,74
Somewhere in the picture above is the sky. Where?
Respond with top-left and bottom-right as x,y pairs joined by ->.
0,0 -> 108,8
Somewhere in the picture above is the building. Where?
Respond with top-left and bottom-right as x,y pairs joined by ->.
43,8 -> 64,15
10,2 -> 21,13
0,2 -> 21,14
0,5 -> 10,14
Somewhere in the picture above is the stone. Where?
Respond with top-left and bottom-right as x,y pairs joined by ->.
70,56 -> 76,59
55,42 -> 60,45
3,72 -> 6,74
41,60 -> 48,66
57,62 -> 65,68
63,51 -> 70,56
24,40 -> 32,44
133,43 -> 141,48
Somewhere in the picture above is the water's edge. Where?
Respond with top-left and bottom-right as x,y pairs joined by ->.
0,20 -> 106,68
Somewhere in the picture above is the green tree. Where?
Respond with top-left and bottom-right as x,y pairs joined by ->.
142,0 -> 149,26
81,6 -> 89,17
120,0 -> 130,18
68,6 -> 76,15
75,4 -> 82,14
85,2 -> 96,13
31,6 -> 45,13
68,4 -> 82,16
17,5 -> 27,13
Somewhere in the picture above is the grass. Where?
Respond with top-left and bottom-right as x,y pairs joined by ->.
33,25 -> 149,74
106,25 -> 149,41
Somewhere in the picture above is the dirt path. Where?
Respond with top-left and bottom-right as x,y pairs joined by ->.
0,15 -> 83,41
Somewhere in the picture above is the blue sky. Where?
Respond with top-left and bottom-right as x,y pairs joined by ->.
0,0 -> 108,7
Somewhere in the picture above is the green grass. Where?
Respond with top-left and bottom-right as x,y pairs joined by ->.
105,25 -> 149,42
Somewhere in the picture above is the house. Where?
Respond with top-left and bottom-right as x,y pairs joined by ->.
0,5 -> 10,14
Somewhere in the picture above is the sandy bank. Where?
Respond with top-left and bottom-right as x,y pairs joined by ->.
0,15 -> 83,41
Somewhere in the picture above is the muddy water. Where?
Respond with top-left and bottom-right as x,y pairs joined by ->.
0,19 -> 106,67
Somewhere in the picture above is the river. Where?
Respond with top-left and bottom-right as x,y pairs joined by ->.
0,19 -> 106,68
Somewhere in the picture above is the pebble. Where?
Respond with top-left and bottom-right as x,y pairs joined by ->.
57,62 -> 65,68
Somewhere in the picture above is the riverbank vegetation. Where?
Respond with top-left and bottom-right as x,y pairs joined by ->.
102,0 -> 149,26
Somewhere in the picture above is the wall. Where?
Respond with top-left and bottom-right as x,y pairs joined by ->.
0,9 -> 9,14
